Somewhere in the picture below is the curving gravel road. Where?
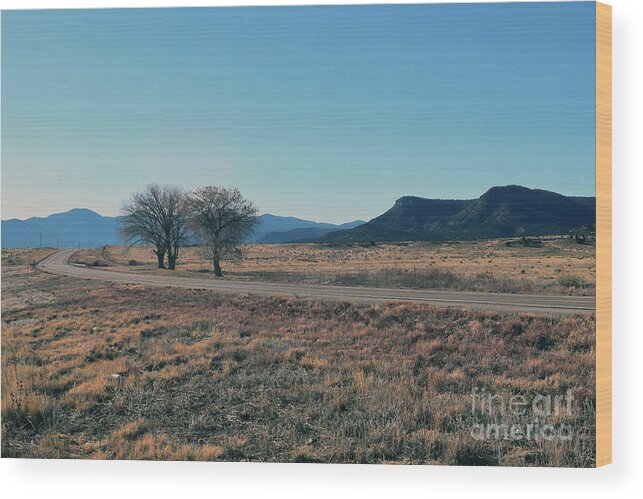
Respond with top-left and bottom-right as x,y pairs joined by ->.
38,249 -> 595,315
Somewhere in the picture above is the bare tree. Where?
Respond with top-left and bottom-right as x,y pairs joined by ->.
120,184 -> 189,270
187,186 -> 259,276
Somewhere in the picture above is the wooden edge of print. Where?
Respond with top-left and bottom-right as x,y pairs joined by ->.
595,1 -> 612,468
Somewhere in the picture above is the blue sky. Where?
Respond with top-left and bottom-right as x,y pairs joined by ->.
2,3 -> 596,222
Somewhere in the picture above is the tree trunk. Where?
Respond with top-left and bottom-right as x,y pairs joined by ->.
213,256 -> 222,277
167,240 -> 180,270
154,248 -> 166,269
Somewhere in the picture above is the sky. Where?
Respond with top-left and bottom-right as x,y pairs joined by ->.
1,2 -> 596,223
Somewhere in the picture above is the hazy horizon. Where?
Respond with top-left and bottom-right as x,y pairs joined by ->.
2,3 -> 596,223
1,182 -> 597,224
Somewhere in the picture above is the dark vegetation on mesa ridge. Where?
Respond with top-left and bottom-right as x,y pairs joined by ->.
319,185 -> 595,243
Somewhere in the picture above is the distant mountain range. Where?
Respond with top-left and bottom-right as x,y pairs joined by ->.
0,209 -> 364,248
1,209 -> 123,249
1,186 -> 595,248
255,218 -> 364,243
321,185 -> 595,243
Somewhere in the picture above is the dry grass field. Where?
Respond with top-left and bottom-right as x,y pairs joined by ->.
71,237 -> 595,296
2,248 -> 595,465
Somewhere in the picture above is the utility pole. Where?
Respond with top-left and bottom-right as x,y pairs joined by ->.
39,232 -> 42,247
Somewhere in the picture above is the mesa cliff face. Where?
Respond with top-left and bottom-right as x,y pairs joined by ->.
323,185 -> 596,242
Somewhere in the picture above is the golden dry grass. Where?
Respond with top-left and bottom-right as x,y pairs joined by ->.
2,250 -> 595,465
72,237 -> 595,295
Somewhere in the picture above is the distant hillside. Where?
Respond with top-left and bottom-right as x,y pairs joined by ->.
323,186 -> 595,243
256,220 -> 364,244
326,198 -> 472,243
1,209 -> 363,248
247,215 -> 363,243
1,209 -> 123,248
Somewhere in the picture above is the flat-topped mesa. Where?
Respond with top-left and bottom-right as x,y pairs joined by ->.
323,185 -> 596,243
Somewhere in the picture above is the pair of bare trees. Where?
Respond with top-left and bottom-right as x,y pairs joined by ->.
120,184 -> 259,276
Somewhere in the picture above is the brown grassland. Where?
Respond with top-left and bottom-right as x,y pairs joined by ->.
72,236 -> 595,296
2,248 -> 595,465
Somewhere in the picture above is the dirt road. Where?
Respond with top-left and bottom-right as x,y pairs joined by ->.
38,249 -> 595,315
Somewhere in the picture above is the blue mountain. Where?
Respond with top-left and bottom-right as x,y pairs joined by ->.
1,209 -> 124,248
254,219 -> 365,243
1,209 -> 364,248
